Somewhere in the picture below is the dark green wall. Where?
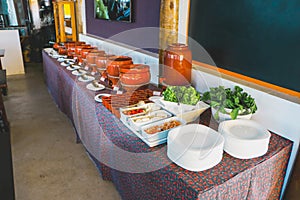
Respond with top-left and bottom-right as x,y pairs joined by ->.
189,0 -> 300,92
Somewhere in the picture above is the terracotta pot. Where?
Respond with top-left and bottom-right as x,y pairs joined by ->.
67,45 -> 76,52
107,56 -> 133,77
53,43 -> 63,51
58,46 -> 67,55
81,47 -> 96,59
120,64 -> 151,85
67,51 -> 75,58
86,50 -> 105,65
65,41 -> 85,47
163,43 -> 192,86
75,44 -> 91,55
90,64 -> 98,74
95,54 -> 115,70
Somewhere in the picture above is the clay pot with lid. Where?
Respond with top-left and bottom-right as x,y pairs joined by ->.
107,56 -> 133,77
67,45 -> 76,53
81,47 -> 96,59
64,41 -> 85,47
67,51 -> 75,58
120,64 -> 151,86
58,46 -> 67,55
86,50 -> 105,65
163,43 -> 192,86
95,54 -> 115,73
53,43 -> 63,51
75,44 -> 91,55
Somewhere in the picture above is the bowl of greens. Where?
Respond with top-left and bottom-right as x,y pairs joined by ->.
159,86 -> 201,113
156,86 -> 209,122
201,85 -> 257,122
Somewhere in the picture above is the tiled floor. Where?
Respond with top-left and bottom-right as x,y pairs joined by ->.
3,62 -> 299,200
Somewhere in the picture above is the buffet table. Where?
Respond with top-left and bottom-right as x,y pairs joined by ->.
42,50 -> 292,200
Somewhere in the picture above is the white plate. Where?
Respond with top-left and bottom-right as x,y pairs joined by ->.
61,62 -> 70,67
218,119 -> 271,159
148,96 -> 162,102
51,54 -> 62,59
94,93 -> 111,103
66,65 -> 81,71
168,124 -> 224,171
71,69 -> 87,76
86,82 -> 105,91
78,75 -> 95,82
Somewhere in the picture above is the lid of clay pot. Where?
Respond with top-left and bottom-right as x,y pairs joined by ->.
109,55 -> 132,62
96,54 -> 115,59
120,64 -> 149,74
87,50 -> 105,56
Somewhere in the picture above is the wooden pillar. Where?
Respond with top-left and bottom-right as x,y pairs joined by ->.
58,3 -> 66,42
53,1 -> 78,42
159,0 -> 180,83
70,2 -> 77,41
53,3 -> 60,42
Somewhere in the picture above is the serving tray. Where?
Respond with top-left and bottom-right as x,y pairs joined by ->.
120,118 -> 167,147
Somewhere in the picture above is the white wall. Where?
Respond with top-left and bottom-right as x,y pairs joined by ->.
0,30 -> 25,75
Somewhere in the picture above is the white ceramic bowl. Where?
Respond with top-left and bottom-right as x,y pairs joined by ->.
211,107 -> 252,122
218,119 -> 271,159
167,124 -> 224,171
155,97 -> 210,123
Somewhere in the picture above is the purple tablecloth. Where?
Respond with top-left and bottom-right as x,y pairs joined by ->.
42,50 -> 292,200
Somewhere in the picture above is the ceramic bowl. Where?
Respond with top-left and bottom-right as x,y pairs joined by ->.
211,107 -> 252,123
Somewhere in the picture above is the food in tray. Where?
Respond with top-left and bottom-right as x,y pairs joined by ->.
120,102 -> 161,122
143,120 -> 181,134
132,112 -> 169,123
122,101 -> 146,109
128,110 -> 172,131
122,108 -> 146,116
163,86 -> 201,105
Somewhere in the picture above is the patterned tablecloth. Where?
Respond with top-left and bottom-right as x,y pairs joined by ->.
42,50 -> 292,200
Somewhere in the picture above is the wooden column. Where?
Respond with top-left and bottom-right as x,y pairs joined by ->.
159,0 -> 180,83
53,1 -> 78,42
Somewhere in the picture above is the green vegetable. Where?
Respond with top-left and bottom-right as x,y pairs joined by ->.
201,86 -> 257,120
162,86 -> 201,105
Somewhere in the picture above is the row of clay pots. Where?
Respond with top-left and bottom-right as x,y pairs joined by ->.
53,41 -> 151,88
106,56 -> 151,87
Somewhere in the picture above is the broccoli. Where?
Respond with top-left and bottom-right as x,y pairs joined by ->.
162,86 -> 201,105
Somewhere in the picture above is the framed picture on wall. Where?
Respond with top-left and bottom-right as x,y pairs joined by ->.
94,0 -> 132,22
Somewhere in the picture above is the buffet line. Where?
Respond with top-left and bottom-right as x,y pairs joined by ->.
46,40 -> 286,172
42,41 -> 293,199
